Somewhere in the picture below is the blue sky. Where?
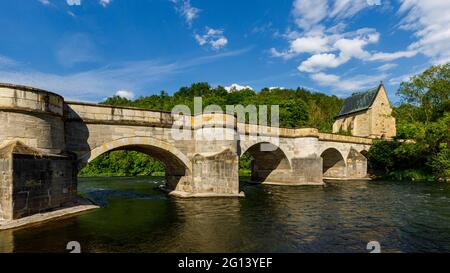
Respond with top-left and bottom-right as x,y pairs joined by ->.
0,0 -> 448,103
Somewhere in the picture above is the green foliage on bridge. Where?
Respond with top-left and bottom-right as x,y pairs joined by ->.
368,63 -> 450,181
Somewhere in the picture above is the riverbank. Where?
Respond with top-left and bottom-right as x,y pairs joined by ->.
373,169 -> 449,182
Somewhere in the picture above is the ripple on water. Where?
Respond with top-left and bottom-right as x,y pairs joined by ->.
4,178 -> 450,253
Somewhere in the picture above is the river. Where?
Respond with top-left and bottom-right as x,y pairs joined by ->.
2,176 -> 450,253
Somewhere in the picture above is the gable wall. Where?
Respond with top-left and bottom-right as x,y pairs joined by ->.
367,86 -> 396,138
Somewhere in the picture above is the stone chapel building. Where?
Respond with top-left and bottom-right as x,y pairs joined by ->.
332,83 -> 396,139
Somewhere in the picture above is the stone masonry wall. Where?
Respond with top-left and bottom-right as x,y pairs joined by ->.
0,157 -> 12,220
192,149 -> 239,195
368,86 -> 396,139
11,154 -> 76,219
332,111 -> 370,137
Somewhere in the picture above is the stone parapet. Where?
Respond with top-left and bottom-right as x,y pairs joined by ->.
0,83 -> 64,116
0,84 -> 66,154
65,102 -> 175,127
318,133 -> 373,145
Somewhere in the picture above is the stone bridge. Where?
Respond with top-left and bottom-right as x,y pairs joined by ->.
0,83 -> 372,220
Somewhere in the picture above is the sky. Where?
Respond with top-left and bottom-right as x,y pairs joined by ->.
0,0 -> 448,103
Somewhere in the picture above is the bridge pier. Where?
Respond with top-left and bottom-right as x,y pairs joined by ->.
162,115 -> 242,197
164,150 -> 242,198
242,138 -> 324,186
187,149 -> 241,197
249,156 -> 324,185
346,148 -> 368,179
0,144 -> 77,221
287,137 -> 324,185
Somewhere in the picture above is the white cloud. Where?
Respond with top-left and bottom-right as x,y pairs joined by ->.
99,0 -> 111,7
171,0 -> 200,26
211,37 -> 228,49
269,48 -> 294,60
388,68 -> 426,85
56,33 -> 98,67
398,0 -> 450,64
367,0 -> 381,6
271,0 -> 450,95
272,0 -> 422,79
0,48 -> 250,101
297,29 -> 380,72
310,72 -> 386,94
311,72 -> 340,85
66,0 -> 81,6
334,36 -> 372,60
377,63 -> 397,72
329,0 -> 369,19
115,90 -> 134,100
298,53 -> 345,73
38,0 -> 50,5
292,0 -> 374,31
195,27 -> 228,50
369,50 -> 418,61
388,74 -> 411,85
270,35 -> 330,59
291,36 -> 330,54
224,83 -> 253,92
0,55 -> 17,67
292,0 -> 328,31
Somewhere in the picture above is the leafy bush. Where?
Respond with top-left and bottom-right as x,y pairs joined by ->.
367,141 -> 399,172
384,169 -> 430,181
428,144 -> 450,180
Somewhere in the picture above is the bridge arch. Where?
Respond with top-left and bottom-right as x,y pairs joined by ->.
81,137 -> 192,171
78,137 -> 193,191
320,147 -> 346,178
239,141 -> 291,183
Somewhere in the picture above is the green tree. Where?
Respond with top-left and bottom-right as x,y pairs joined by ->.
397,63 -> 450,124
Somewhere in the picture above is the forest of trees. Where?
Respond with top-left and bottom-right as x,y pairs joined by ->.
80,64 -> 449,181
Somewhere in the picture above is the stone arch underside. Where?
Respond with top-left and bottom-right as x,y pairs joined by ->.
79,137 -> 193,192
320,148 -> 346,178
241,142 -> 292,184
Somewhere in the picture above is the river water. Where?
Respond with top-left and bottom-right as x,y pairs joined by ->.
2,177 -> 450,253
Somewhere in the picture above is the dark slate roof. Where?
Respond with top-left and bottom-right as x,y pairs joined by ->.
335,84 -> 382,118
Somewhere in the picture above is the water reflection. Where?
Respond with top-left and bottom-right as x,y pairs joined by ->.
0,229 -> 13,253
3,177 -> 450,253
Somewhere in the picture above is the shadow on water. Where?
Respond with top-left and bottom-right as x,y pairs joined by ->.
3,177 -> 450,253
